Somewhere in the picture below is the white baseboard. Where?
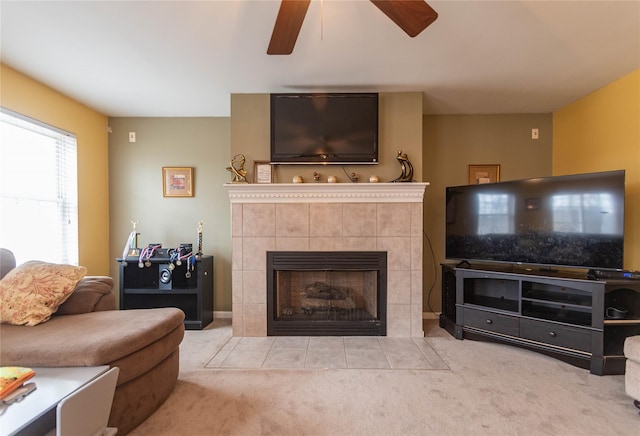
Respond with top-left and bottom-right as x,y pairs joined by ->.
214,311 -> 232,319
422,312 -> 441,320
215,311 -> 440,321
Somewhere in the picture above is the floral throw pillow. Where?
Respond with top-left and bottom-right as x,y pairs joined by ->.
0,261 -> 87,326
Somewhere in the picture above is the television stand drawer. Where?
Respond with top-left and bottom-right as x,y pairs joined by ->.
520,318 -> 592,352
463,307 -> 519,337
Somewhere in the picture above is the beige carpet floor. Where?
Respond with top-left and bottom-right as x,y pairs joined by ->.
129,319 -> 639,435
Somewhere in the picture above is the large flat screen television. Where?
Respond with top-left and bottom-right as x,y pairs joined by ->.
270,93 -> 379,164
445,170 -> 625,271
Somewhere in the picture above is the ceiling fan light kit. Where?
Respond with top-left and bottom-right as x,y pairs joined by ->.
267,0 -> 438,55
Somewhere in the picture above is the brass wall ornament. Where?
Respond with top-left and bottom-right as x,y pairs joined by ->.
392,150 -> 414,182
227,154 -> 248,183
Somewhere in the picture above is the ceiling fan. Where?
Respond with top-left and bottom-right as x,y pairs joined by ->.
267,0 -> 438,55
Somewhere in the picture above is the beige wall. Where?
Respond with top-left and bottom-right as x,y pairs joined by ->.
422,114 -> 553,312
230,92 -> 424,183
553,69 -> 639,270
0,64 -> 110,274
108,118 -> 232,311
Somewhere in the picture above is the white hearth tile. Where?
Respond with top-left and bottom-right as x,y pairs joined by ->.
309,237 -> 344,251
232,203 -> 243,237
242,237 -> 275,271
416,338 -> 449,369
232,270 -> 243,304
305,349 -> 347,369
308,336 -> 345,351
343,203 -> 377,237
342,237 -> 376,251
376,237 -> 411,271
219,349 -> 269,368
205,337 -> 240,368
377,203 -> 411,237
344,337 -> 382,351
272,336 -> 310,350
310,203 -> 343,237
379,337 -> 433,369
232,237 -> 242,270
243,203 -> 275,236
386,270 -> 411,304
234,337 -> 275,352
275,237 -> 310,251
264,349 -> 307,368
276,203 -> 310,237
243,270 -> 266,304
345,349 -> 390,369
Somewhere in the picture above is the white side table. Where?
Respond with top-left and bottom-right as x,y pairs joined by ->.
0,366 -> 109,436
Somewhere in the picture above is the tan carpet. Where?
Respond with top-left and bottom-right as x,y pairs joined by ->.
129,319 -> 638,435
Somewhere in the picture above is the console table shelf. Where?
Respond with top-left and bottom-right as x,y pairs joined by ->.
441,264 -> 640,375
118,255 -> 214,330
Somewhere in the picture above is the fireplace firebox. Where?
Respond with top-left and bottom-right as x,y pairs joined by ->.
267,251 -> 387,336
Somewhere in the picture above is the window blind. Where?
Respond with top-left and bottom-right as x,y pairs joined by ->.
0,107 -> 79,265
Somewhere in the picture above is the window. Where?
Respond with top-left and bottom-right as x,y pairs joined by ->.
0,108 -> 79,265
477,193 -> 515,235
552,193 -> 618,234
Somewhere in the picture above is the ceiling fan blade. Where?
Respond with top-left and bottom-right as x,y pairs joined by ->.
267,0 -> 311,55
370,0 -> 438,37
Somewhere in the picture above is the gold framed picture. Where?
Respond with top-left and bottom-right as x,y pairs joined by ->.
253,161 -> 273,184
162,167 -> 194,197
468,164 -> 500,185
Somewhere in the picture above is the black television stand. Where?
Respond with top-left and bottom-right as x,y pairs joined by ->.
441,263 -> 640,375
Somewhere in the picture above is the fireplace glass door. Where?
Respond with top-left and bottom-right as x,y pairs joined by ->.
267,251 -> 387,336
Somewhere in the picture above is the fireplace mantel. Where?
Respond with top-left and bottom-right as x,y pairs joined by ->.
224,182 -> 429,204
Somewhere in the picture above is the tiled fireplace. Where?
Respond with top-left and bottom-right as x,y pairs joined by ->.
225,182 -> 428,337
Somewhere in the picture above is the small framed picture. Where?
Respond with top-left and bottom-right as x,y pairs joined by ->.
162,167 -> 194,197
468,164 -> 500,185
254,161 -> 273,184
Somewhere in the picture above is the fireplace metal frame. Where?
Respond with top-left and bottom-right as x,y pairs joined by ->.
267,251 -> 387,336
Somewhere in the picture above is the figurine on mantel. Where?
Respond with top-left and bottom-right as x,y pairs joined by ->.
392,150 -> 414,183
226,154 -> 248,183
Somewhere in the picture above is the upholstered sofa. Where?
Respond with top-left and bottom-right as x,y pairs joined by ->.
0,249 -> 185,434
624,335 -> 640,414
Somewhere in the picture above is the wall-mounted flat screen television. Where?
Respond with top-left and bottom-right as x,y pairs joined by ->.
445,170 -> 625,271
270,93 -> 378,164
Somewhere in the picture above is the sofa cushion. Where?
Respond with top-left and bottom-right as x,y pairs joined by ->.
55,276 -> 115,315
0,261 -> 87,326
0,308 -> 184,372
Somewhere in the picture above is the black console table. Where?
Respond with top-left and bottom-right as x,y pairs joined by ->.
118,255 -> 214,330
442,264 -> 640,375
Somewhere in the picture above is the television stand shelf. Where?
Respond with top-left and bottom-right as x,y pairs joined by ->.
443,264 -> 640,375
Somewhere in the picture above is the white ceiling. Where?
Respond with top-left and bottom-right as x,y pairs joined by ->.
1,0 -> 639,117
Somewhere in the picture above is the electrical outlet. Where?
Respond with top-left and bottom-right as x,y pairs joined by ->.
129,132 -> 136,143
531,128 -> 539,140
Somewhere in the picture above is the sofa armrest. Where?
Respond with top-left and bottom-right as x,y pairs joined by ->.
55,276 -> 116,315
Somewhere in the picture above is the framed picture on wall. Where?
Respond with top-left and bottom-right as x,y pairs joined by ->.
468,164 -> 500,185
253,161 -> 273,184
162,167 -> 194,197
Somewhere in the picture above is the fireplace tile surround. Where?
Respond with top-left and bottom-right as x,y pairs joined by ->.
225,182 -> 429,338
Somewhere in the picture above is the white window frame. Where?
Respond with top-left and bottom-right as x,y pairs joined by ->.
0,107 -> 79,265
